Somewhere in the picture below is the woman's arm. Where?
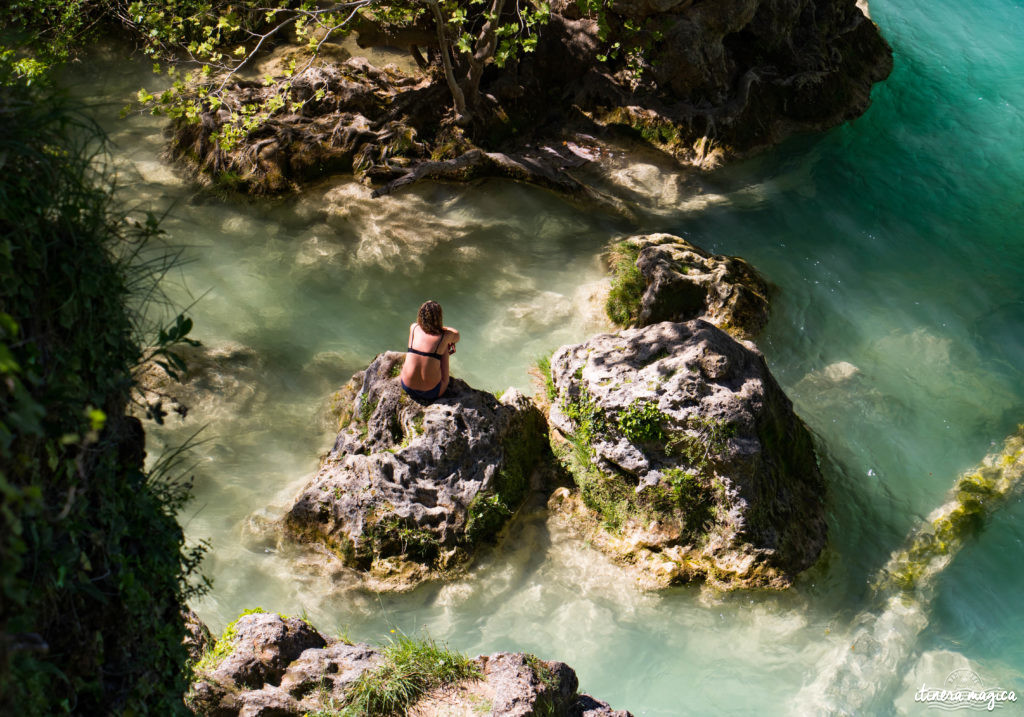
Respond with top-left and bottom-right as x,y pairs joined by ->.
442,326 -> 459,354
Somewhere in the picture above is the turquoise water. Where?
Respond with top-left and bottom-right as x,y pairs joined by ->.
78,0 -> 1024,712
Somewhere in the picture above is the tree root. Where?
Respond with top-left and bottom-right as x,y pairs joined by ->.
371,148 -> 636,219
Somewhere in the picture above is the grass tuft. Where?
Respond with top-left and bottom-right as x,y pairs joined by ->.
535,353 -> 558,402
605,241 -> 645,326
343,632 -> 480,715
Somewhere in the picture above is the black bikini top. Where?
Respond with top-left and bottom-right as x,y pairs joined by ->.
407,325 -> 446,360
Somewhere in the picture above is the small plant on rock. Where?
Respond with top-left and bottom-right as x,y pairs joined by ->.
605,241 -> 645,326
343,632 -> 480,715
616,398 -> 666,443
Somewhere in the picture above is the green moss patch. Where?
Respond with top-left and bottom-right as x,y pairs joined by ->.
605,241 -> 646,327
194,608 -> 268,672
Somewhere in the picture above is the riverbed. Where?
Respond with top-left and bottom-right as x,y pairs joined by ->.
76,0 -> 1024,712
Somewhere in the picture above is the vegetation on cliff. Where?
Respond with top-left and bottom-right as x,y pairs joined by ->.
4,0 -> 892,195
0,63 -> 205,714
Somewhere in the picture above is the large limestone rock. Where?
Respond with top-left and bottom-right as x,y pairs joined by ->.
547,320 -> 826,589
606,233 -> 771,339
285,351 -> 549,591
188,612 -> 631,716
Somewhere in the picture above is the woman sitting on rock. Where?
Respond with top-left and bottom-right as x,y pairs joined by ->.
400,300 -> 459,402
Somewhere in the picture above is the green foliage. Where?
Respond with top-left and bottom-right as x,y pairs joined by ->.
616,398 -> 665,443
465,492 -> 512,543
666,416 -> 735,475
557,382 -> 731,537
574,0 -> 664,84
110,0 -> 553,147
605,242 -> 645,327
561,385 -> 606,448
341,632 -> 480,716
558,387 -> 636,530
0,72 -> 206,715
660,468 -> 721,538
358,394 -> 379,424
361,516 -> 441,565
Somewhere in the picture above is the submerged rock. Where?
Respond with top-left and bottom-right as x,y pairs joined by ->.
132,341 -> 264,424
187,611 -> 631,716
547,320 -> 826,590
605,233 -> 771,340
285,351 -> 549,591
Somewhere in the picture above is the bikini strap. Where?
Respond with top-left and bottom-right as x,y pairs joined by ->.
432,329 -> 446,354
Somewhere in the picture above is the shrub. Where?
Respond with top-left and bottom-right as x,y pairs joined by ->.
0,66 -> 205,715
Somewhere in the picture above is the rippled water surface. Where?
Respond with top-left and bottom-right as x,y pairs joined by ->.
77,0 -> 1024,712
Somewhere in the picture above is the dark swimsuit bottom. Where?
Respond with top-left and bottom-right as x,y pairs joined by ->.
402,327 -> 446,401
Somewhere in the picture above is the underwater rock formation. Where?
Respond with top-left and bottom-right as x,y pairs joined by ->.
132,341 -> 264,424
547,320 -> 825,589
794,426 -> 1024,713
170,0 -> 891,194
285,351 -> 548,591
187,611 -> 631,716
605,233 -> 771,339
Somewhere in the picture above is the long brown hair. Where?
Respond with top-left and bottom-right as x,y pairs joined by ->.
417,300 -> 443,335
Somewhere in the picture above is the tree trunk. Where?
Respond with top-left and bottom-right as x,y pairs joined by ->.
425,0 -> 470,124
464,0 -> 508,103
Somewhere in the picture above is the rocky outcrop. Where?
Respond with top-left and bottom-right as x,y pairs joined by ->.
605,233 -> 771,339
285,351 -> 549,591
572,0 -> 894,164
187,611 -> 631,716
547,320 -> 826,589
170,0 -> 891,194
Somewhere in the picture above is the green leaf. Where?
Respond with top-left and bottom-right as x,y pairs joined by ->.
86,407 -> 106,433
0,344 -> 20,373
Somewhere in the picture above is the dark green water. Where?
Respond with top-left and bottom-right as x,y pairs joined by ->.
75,0 -> 1024,711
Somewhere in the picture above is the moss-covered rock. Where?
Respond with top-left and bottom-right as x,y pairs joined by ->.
285,351 -> 549,591
547,320 -> 826,590
605,234 -> 771,340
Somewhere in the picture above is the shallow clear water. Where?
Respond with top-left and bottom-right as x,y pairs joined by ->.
75,0 -> 1024,711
